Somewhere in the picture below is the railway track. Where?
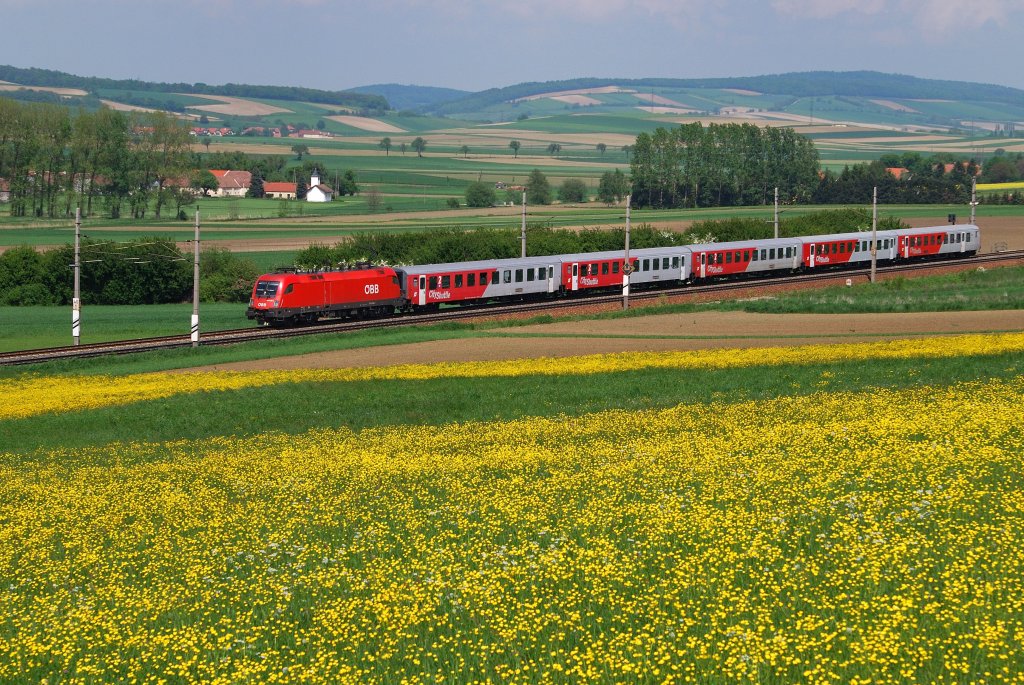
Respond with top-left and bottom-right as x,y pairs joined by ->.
3,249 -> 1021,367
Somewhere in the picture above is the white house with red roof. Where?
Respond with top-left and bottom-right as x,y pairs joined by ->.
264,181 -> 297,200
306,170 -> 334,203
209,169 -> 252,197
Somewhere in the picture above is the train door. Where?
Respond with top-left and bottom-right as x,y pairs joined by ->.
699,253 -> 706,279
546,265 -> 555,293
901,236 -> 910,258
960,232 -> 966,254
571,263 -> 579,291
808,243 -> 816,268
417,275 -> 426,306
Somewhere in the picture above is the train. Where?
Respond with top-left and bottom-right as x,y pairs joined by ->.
246,223 -> 980,325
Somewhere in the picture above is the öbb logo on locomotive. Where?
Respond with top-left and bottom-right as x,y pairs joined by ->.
246,223 -> 980,325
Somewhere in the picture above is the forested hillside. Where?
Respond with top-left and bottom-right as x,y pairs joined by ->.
0,65 -> 389,110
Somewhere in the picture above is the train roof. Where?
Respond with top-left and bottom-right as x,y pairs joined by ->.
901,223 -> 978,234
556,245 -> 691,262
690,237 -> 800,251
400,255 -> 558,275
256,267 -> 396,282
790,230 -> 899,244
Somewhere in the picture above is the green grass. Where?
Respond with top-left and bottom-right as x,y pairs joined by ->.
2,348 -> 1020,456
0,303 -> 248,351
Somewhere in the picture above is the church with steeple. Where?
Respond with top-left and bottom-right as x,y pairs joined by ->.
306,169 -> 334,203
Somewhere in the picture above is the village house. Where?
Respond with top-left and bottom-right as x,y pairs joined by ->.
886,167 -> 910,180
306,170 -> 334,203
209,169 -> 251,197
264,181 -> 297,200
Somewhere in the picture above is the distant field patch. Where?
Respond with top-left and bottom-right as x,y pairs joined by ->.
871,99 -> 920,113
977,181 -> 1024,191
0,84 -> 88,97
513,86 -> 633,102
634,93 -> 694,110
550,94 -> 603,106
723,88 -> 762,96
639,106 -> 698,115
326,115 -> 406,132
183,94 -> 292,116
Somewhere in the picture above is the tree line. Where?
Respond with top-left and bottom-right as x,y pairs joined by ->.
0,238 -> 258,306
0,99 -> 193,219
627,122 -> 982,208
629,122 -> 821,208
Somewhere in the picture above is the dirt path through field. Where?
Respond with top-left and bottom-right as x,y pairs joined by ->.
190,309 -> 1024,372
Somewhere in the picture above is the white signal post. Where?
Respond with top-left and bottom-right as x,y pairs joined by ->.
73,207 -> 81,345
870,186 -> 877,284
774,187 -> 779,239
623,195 -> 631,311
191,209 -> 200,347
521,191 -> 527,258
970,177 -> 978,225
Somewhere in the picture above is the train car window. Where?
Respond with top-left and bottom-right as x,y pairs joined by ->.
672,257 -> 680,269
526,268 -> 535,282
725,253 -> 732,264
943,234 -> 949,244
601,262 -> 609,275
768,248 -> 775,260
591,263 -> 599,276
751,251 -> 758,262
283,284 -> 294,295
429,276 -> 439,289
839,243 -> 845,254
441,275 -> 450,288
642,259 -> 650,271
759,249 -> 766,261
493,271 -> 500,284
613,261 -> 619,274
468,273 -> 475,287
480,272 -> 488,285
662,257 -> 670,269
455,275 -> 463,288
503,270 -> 511,284
632,259 -> 639,271
515,269 -> 523,283
548,267 -> 554,279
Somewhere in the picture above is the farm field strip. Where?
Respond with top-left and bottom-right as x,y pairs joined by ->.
2,377 -> 1023,683
5,331 -> 1024,420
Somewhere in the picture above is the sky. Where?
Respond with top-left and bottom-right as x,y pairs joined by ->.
2,0 -> 1024,93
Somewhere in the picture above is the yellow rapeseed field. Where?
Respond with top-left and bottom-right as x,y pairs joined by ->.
3,330 -> 1024,420
2,377 -> 1023,683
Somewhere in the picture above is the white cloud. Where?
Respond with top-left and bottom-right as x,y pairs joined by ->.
771,0 -> 1024,33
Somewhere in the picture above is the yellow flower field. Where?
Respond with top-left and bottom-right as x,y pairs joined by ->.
2,378 -> 1023,683
3,330 -> 1024,420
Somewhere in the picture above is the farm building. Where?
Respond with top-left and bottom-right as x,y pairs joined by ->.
264,182 -> 297,200
210,170 -> 251,198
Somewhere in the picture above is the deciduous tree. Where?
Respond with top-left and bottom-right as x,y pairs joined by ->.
526,169 -> 552,205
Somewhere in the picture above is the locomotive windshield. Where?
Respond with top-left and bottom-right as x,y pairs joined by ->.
255,280 -> 281,298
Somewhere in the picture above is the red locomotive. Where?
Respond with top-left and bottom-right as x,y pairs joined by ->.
247,266 -> 404,325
